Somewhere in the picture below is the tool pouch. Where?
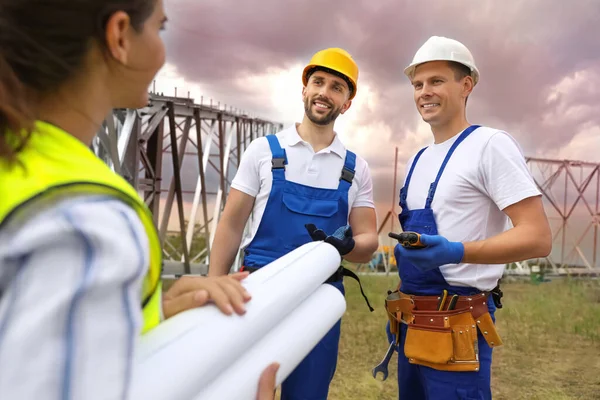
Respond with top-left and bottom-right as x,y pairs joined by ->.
404,308 -> 480,372
404,324 -> 455,365
385,291 -> 415,339
474,311 -> 503,347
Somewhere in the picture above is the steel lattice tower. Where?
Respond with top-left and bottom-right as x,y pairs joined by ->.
93,95 -> 599,278
93,93 -> 283,275
518,157 -> 600,276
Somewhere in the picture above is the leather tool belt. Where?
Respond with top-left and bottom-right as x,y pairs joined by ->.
385,290 -> 503,372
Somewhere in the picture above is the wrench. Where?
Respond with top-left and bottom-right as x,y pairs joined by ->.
372,341 -> 396,381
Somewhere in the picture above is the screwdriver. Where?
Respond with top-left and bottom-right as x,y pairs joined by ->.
446,294 -> 459,311
437,289 -> 448,310
388,231 -> 427,248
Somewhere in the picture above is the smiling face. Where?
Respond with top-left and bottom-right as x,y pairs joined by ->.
411,61 -> 473,128
302,69 -> 352,126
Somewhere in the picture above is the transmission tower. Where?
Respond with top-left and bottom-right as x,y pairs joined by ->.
93,93 -> 283,275
511,157 -> 600,276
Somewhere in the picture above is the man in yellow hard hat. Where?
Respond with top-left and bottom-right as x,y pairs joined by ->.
208,47 -> 379,399
384,36 -> 551,399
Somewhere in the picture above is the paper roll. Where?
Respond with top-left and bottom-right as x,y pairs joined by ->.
194,284 -> 346,400
130,241 -> 341,400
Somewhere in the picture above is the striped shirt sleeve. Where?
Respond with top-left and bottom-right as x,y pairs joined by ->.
0,196 -> 149,400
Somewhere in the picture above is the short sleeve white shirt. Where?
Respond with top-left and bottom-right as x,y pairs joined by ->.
231,124 -> 375,249
402,126 -> 541,291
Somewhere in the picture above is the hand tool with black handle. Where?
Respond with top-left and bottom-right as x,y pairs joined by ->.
447,294 -> 459,311
437,289 -> 448,311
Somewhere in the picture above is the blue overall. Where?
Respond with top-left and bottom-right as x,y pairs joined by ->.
243,134 -> 356,400
394,125 -> 496,400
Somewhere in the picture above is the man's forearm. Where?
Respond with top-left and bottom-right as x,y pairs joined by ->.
208,223 -> 245,276
343,232 -> 378,263
462,223 -> 552,265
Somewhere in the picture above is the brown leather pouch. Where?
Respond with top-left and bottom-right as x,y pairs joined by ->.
385,292 -> 415,327
387,312 -> 399,336
405,309 -> 480,372
404,324 -> 454,364
448,311 -> 479,365
475,311 -> 503,347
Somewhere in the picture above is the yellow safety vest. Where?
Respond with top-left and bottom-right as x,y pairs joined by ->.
0,121 -> 162,334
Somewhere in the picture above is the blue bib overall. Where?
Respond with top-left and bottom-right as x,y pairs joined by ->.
243,134 -> 355,400
394,125 -> 496,400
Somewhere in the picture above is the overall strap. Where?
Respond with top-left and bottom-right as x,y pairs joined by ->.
425,125 -> 480,208
399,146 -> 428,210
265,135 -> 288,181
337,150 -> 357,193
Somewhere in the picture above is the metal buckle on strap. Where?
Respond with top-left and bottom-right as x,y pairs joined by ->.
399,188 -> 407,204
271,157 -> 286,170
340,167 -> 355,183
427,182 -> 436,199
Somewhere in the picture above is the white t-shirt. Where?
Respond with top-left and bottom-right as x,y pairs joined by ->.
231,124 -> 375,249
402,126 -> 541,291
0,196 -> 149,399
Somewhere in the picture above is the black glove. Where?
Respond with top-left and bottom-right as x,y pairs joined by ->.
305,224 -> 355,256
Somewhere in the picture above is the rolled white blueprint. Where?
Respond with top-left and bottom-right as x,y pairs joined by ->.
130,241 -> 341,400
194,284 -> 346,400
135,241 -> 328,361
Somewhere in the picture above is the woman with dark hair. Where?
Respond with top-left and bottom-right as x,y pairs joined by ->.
0,0 -> 277,398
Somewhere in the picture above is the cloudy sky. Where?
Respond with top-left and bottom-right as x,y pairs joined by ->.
154,0 -> 600,265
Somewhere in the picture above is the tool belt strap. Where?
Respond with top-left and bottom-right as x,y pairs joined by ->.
386,290 -> 490,318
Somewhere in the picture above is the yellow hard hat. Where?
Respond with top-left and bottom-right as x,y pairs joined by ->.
302,48 -> 359,100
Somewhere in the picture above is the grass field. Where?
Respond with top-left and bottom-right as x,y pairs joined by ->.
164,273 -> 600,399
319,275 -> 600,400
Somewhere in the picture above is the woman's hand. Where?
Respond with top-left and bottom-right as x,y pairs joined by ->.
162,272 -> 252,319
256,363 -> 279,400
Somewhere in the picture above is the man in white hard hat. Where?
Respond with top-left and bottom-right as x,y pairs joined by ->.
383,36 -> 552,399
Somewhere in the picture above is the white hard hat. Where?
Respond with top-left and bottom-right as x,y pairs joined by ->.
404,36 -> 480,86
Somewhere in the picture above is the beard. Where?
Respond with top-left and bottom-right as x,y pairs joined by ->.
304,97 -> 342,126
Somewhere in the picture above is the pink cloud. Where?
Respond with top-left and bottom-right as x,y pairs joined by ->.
159,0 -> 600,235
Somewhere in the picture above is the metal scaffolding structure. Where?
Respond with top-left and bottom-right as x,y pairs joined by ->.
508,157 -> 600,276
93,93 -> 283,276
361,151 -> 600,278
91,96 -> 598,278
